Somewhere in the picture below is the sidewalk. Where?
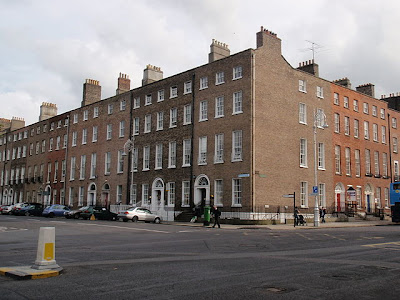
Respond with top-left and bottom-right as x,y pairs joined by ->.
163,219 -> 394,230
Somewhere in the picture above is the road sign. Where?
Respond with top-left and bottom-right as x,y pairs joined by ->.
283,194 -> 294,198
313,186 -> 318,194
238,173 -> 250,178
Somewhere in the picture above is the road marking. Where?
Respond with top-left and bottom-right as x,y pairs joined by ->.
362,241 -> 400,251
296,233 -> 312,240
178,230 -> 194,233
77,223 -> 170,234
49,221 -> 66,224
360,236 -> 385,240
323,234 -> 346,241
28,219 -> 41,221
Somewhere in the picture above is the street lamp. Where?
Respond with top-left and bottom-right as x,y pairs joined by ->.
122,138 -> 135,205
313,109 -> 328,227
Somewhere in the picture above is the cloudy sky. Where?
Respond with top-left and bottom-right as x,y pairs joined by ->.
1,0 -> 399,126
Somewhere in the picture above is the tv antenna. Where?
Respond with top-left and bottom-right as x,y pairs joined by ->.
304,40 -> 324,61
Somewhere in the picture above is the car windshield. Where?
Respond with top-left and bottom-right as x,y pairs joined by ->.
79,206 -> 89,211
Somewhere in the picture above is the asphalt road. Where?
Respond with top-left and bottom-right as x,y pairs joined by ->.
1,215 -> 400,299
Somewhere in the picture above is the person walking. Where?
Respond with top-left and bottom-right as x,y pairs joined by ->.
320,207 -> 326,223
212,206 -> 221,228
294,207 -> 300,227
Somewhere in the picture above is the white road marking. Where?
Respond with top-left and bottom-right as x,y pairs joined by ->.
49,221 -> 66,224
28,219 -> 41,221
77,222 -> 170,234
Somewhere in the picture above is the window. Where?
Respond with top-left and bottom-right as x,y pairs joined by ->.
335,145 -> 341,174
119,121 -> 125,137
184,81 -> 192,94
72,132 -> 77,147
108,104 -> 113,115
355,149 -> 361,177
47,163 -> 51,183
183,139 -> 191,167
133,97 -> 140,109
216,72 -> 225,85
144,114 -> 151,133
383,153 -> 388,177
155,143 -> 163,169
105,152 -> 111,175
300,138 -> 307,167
200,77 -> 208,90
300,181 -> 308,207
372,105 -> 377,117
232,130 -> 243,162
198,136 -> 207,165
90,153 -> 97,178
373,124 -> 378,142
344,117 -> 350,135
107,124 -> 112,140
170,86 -> 177,98
142,184 -> 149,206
117,150 -> 124,173
233,66 -> 242,80
374,151 -> 380,177
93,107 -> 99,118
385,188 -> 389,208
392,117 -> 397,129
170,108 -> 177,128
380,108 -> 386,119
134,117 -> 140,135
78,186 -> 84,207
116,185 -> 123,204
157,90 -> 164,102
365,149 -> 371,175
63,134 -> 67,148
82,128 -> 87,144
354,119 -> 359,138
382,126 -> 386,144
364,121 -> 369,140
393,137 -> 398,153
214,180 -> 223,206
133,148 -> 138,172
215,133 -> 224,163
353,100 -> 359,112
73,114 -> 78,124
232,178 -> 242,206
70,156 -> 76,181
83,110 -> 88,121
299,103 -> 307,124
233,91 -> 243,114
299,80 -> 306,92
168,141 -> 176,168
56,136 -> 61,150
183,104 -> 192,125
182,181 -> 190,207
345,147 -> 351,176
318,183 -> 326,207
363,103 -> 369,114
92,126 -> 98,142
143,146 -> 150,171
318,142 -> 325,170
334,113 -> 340,133
80,155 -> 86,180
215,96 -> 224,118
157,112 -> 164,131
344,96 -> 349,108
199,101 -> 208,121
130,184 -> 137,205
167,182 -> 175,206
120,99 -> 126,111
317,86 -> 324,98
145,94 -> 152,105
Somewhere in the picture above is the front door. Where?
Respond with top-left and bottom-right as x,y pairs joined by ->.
336,193 -> 341,212
367,195 -> 371,213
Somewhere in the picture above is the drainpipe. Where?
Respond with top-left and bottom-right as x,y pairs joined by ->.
126,92 -> 134,205
388,113 -> 394,182
251,52 -> 256,214
0,132 -> 8,204
190,73 -> 195,209
63,115 -> 70,207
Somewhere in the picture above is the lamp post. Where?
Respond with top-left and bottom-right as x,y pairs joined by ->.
313,109 -> 328,227
123,138 -> 135,205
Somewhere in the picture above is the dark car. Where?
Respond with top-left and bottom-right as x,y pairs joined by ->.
14,203 -> 43,216
79,206 -> 97,220
80,206 -> 118,221
42,204 -> 70,217
11,202 -> 29,215
65,206 -> 91,219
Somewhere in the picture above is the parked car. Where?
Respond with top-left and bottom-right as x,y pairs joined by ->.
65,206 -> 91,219
0,205 -> 10,214
42,204 -> 70,217
11,202 -> 29,215
1,205 -> 13,215
118,207 -> 161,223
79,206 -> 97,220
79,206 -> 118,221
15,203 -> 44,216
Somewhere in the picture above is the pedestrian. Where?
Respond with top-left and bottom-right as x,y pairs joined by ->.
320,207 -> 326,223
212,205 -> 221,228
294,207 -> 299,226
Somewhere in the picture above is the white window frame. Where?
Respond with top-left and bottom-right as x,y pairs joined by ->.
170,108 -> 177,128
215,96 -> 224,118
119,121 -> 125,138
157,111 -> 164,131
216,72 -> 225,85
168,141 -> 176,168
182,181 -> 190,207
157,90 -> 164,102
299,103 -> 307,124
155,143 -> 163,170
299,80 -> 306,93
170,86 -> 178,99
183,104 -> 192,125
233,66 -> 242,80
200,77 -> 208,90
107,124 -> 112,140
233,91 -> 243,114
198,136 -> 207,165
232,130 -> 243,162
214,133 -> 224,164
184,81 -> 192,94
199,101 -> 208,122
300,138 -> 307,168
183,139 -> 191,167
144,114 -> 151,133
232,178 -> 242,207
143,146 -> 150,171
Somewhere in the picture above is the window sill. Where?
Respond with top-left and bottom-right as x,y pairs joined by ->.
214,161 -> 224,164
231,204 -> 242,208
232,111 -> 243,116
232,159 -> 243,163
233,76 -> 242,81
199,119 -> 208,122
199,87 -> 208,91
215,82 -> 225,86
215,115 -> 224,119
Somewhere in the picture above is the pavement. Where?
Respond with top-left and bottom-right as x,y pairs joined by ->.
0,266 -> 63,280
164,219 -> 395,230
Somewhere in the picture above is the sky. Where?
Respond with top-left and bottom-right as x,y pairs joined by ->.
1,0 -> 399,126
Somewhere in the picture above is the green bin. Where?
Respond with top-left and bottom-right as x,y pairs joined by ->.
203,206 -> 211,226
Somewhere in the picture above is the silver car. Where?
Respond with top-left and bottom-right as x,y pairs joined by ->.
118,207 -> 161,223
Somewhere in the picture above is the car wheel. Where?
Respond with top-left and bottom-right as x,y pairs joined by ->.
74,214 -> 80,219
132,216 -> 138,222
25,212 -> 30,216
123,219 -> 128,222
49,212 -> 55,218
154,217 -> 161,224
112,216 -> 117,221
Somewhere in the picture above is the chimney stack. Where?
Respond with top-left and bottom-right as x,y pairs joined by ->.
142,65 -> 163,86
39,102 -> 57,121
208,39 -> 230,63
356,83 -> 375,98
10,117 -> 25,131
333,77 -> 352,89
256,26 -> 281,54
297,60 -> 319,77
82,79 -> 101,107
116,73 -> 131,95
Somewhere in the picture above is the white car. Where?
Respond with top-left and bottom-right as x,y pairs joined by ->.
118,207 -> 161,223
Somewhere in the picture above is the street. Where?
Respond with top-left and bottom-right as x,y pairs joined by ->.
1,215 -> 400,299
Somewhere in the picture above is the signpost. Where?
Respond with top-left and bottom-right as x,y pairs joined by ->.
283,192 -> 296,227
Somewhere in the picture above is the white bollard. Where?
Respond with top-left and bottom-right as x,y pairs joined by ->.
31,227 -> 60,270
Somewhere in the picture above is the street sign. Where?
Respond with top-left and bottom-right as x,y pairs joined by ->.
238,173 -> 250,178
309,193 -> 318,196
283,194 -> 294,198
313,186 -> 318,194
